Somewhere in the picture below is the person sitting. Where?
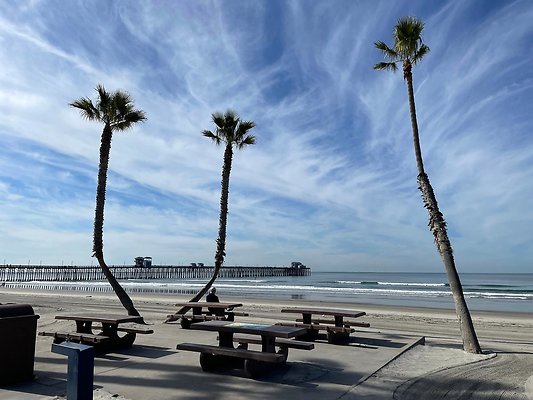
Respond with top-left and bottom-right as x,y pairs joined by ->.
206,287 -> 222,315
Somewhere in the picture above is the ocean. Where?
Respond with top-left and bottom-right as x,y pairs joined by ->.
7,271 -> 533,314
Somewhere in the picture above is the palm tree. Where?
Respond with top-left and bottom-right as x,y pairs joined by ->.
169,110 -> 255,321
374,17 -> 481,353
70,85 -> 146,317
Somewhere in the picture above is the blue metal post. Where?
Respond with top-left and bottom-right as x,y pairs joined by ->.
52,342 -> 94,400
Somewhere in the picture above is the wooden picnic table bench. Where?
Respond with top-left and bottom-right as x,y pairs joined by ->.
168,302 -> 246,328
177,320 -> 308,379
280,307 -> 368,343
38,313 -> 152,351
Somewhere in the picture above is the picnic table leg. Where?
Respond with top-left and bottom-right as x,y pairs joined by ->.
328,316 -> 350,344
201,331 -> 240,371
180,317 -> 191,329
225,312 -> 235,321
300,312 -> 319,341
192,307 -> 202,316
100,323 -> 136,348
218,332 -> 234,348
244,334 -> 286,378
76,321 -> 93,334
261,336 -> 276,353
262,335 -> 288,362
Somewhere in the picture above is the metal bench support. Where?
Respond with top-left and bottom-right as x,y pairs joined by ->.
52,341 -> 95,400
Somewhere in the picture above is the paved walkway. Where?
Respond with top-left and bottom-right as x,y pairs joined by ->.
1,317 -> 423,400
343,339 -> 533,400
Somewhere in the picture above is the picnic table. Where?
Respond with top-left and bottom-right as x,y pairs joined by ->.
168,302 -> 247,328
39,313 -> 153,351
176,320 -> 311,379
279,307 -> 369,343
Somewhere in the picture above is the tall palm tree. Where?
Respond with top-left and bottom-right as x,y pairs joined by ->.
374,17 -> 481,353
70,84 -> 146,317
169,110 -> 255,321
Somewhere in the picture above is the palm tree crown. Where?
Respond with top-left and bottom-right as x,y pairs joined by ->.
202,110 -> 256,148
70,84 -> 146,131
374,16 -> 430,74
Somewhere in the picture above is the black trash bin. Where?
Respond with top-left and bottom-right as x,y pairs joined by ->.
0,303 -> 40,386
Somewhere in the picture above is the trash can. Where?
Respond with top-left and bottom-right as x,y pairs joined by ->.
0,303 -> 40,385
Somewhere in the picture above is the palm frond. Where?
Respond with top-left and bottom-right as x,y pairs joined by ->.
106,90 -> 146,130
235,120 -> 256,142
394,16 -> 425,60
236,134 -> 256,149
413,44 -> 430,65
112,91 -> 133,114
112,111 -> 147,131
373,62 -> 398,72
211,112 -> 225,129
203,130 -> 222,145
224,110 -> 239,141
95,84 -> 111,116
395,16 -> 424,43
69,97 -> 100,121
223,109 -> 238,124
374,41 -> 399,61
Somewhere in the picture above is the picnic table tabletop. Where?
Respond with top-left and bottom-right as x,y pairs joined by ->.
174,302 -> 243,309
281,307 -> 366,318
55,313 -> 144,324
189,320 -> 307,338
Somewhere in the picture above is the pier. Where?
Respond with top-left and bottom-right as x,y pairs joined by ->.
0,264 -> 311,282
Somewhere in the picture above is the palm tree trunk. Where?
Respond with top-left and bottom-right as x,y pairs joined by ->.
405,63 -> 481,354
417,174 -> 480,353
94,124 -> 141,318
169,143 -> 234,320
94,254 -> 141,317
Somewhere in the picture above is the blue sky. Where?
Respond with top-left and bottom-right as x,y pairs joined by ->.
0,0 -> 532,272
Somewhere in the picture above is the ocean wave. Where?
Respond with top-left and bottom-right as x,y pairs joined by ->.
336,280 -> 447,287
12,280 -> 533,301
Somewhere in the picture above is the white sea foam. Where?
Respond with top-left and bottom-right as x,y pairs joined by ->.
336,280 -> 447,287
14,280 -> 532,301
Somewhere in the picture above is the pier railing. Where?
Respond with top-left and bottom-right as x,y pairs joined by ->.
0,265 -> 311,282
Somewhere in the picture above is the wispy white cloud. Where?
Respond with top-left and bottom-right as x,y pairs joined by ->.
0,0 -> 532,272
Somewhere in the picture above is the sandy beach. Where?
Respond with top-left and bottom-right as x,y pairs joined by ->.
1,287 -> 533,399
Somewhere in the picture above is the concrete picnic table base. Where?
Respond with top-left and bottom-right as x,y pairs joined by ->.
182,321 -> 303,378
199,352 -> 282,379
50,314 -> 145,351
281,308 -> 366,344
70,320 -> 137,349
297,329 -> 350,343
196,332 -> 288,379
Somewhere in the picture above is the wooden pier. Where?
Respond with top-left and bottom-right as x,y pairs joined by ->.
0,264 -> 311,282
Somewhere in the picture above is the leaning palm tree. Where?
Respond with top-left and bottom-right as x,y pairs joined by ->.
168,110 -> 255,321
71,85 -> 146,317
374,17 -> 481,353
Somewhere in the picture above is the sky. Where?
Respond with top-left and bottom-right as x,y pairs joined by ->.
0,0 -> 532,273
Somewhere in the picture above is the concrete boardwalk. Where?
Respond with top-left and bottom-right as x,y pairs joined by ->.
1,314 -> 423,400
